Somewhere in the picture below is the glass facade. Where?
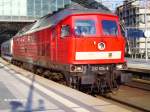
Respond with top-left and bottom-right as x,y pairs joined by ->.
0,0 -> 71,22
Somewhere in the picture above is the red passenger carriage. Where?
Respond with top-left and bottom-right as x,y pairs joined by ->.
12,6 -> 127,93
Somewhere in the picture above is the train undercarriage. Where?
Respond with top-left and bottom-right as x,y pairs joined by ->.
64,65 -> 122,94
12,59 -> 126,94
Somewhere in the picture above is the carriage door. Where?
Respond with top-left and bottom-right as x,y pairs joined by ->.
51,28 -> 58,62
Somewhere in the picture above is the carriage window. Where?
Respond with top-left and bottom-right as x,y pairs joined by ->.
75,20 -> 96,36
102,20 -> 118,36
61,25 -> 70,38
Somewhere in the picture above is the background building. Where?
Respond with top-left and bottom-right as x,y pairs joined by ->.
0,0 -> 72,44
116,0 -> 150,28
0,0 -> 71,22
96,0 -> 123,12
0,0 -> 110,45
116,0 -> 150,58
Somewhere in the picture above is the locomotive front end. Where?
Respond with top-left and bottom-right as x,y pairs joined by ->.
66,14 -> 127,93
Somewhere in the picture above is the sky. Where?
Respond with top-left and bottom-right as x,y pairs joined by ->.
96,0 -> 124,11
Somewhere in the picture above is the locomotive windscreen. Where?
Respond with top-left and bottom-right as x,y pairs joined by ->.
102,20 -> 118,36
75,20 -> 96,36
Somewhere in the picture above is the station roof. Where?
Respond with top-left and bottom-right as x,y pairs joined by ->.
72,0 -> 111,11
16,1 -> 113,36
0,0 -> 112,44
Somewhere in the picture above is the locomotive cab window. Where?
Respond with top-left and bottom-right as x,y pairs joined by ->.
75,20 -> 96,36
61,25 -> 70,38
102,20 -> 118,36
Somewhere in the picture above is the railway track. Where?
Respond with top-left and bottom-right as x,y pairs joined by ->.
125,78 -> 150,91
98,71 -> 150,111
98,84 -> 150,112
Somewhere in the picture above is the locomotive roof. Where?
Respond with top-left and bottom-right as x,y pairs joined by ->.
16,3 -> 115,36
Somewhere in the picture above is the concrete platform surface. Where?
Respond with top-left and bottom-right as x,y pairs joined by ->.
126,58 -> 150,73
0,58 -> 136,112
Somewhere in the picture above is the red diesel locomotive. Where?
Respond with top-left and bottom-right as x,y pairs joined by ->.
11,6 -> 126,93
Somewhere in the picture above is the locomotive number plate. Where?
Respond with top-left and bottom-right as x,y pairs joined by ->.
91,66 -> 106,71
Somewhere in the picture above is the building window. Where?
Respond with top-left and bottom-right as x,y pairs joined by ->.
42,0 -> 50,16
35,0 -> 41,17
27,0 -> 34,17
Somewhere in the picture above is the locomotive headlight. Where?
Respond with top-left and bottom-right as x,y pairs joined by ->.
76,66 -> 82,71
116,64 -> 123,69
98,42 -> 105,50
116,63 -> 127,70
70,65 -> 83,72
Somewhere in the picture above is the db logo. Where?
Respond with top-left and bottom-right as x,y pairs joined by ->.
98,42 -> 105,50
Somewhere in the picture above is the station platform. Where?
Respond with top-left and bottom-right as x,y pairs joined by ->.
126,58 -> 150,73
0,58 -> 134,112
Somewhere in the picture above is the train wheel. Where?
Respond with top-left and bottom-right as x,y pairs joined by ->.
107,69 -> 119,92
36,68 -> 44,76
94,69 -> 120,94
64,72 -> 81,89
43,70 -> 51,78
93,75 -> 107,95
